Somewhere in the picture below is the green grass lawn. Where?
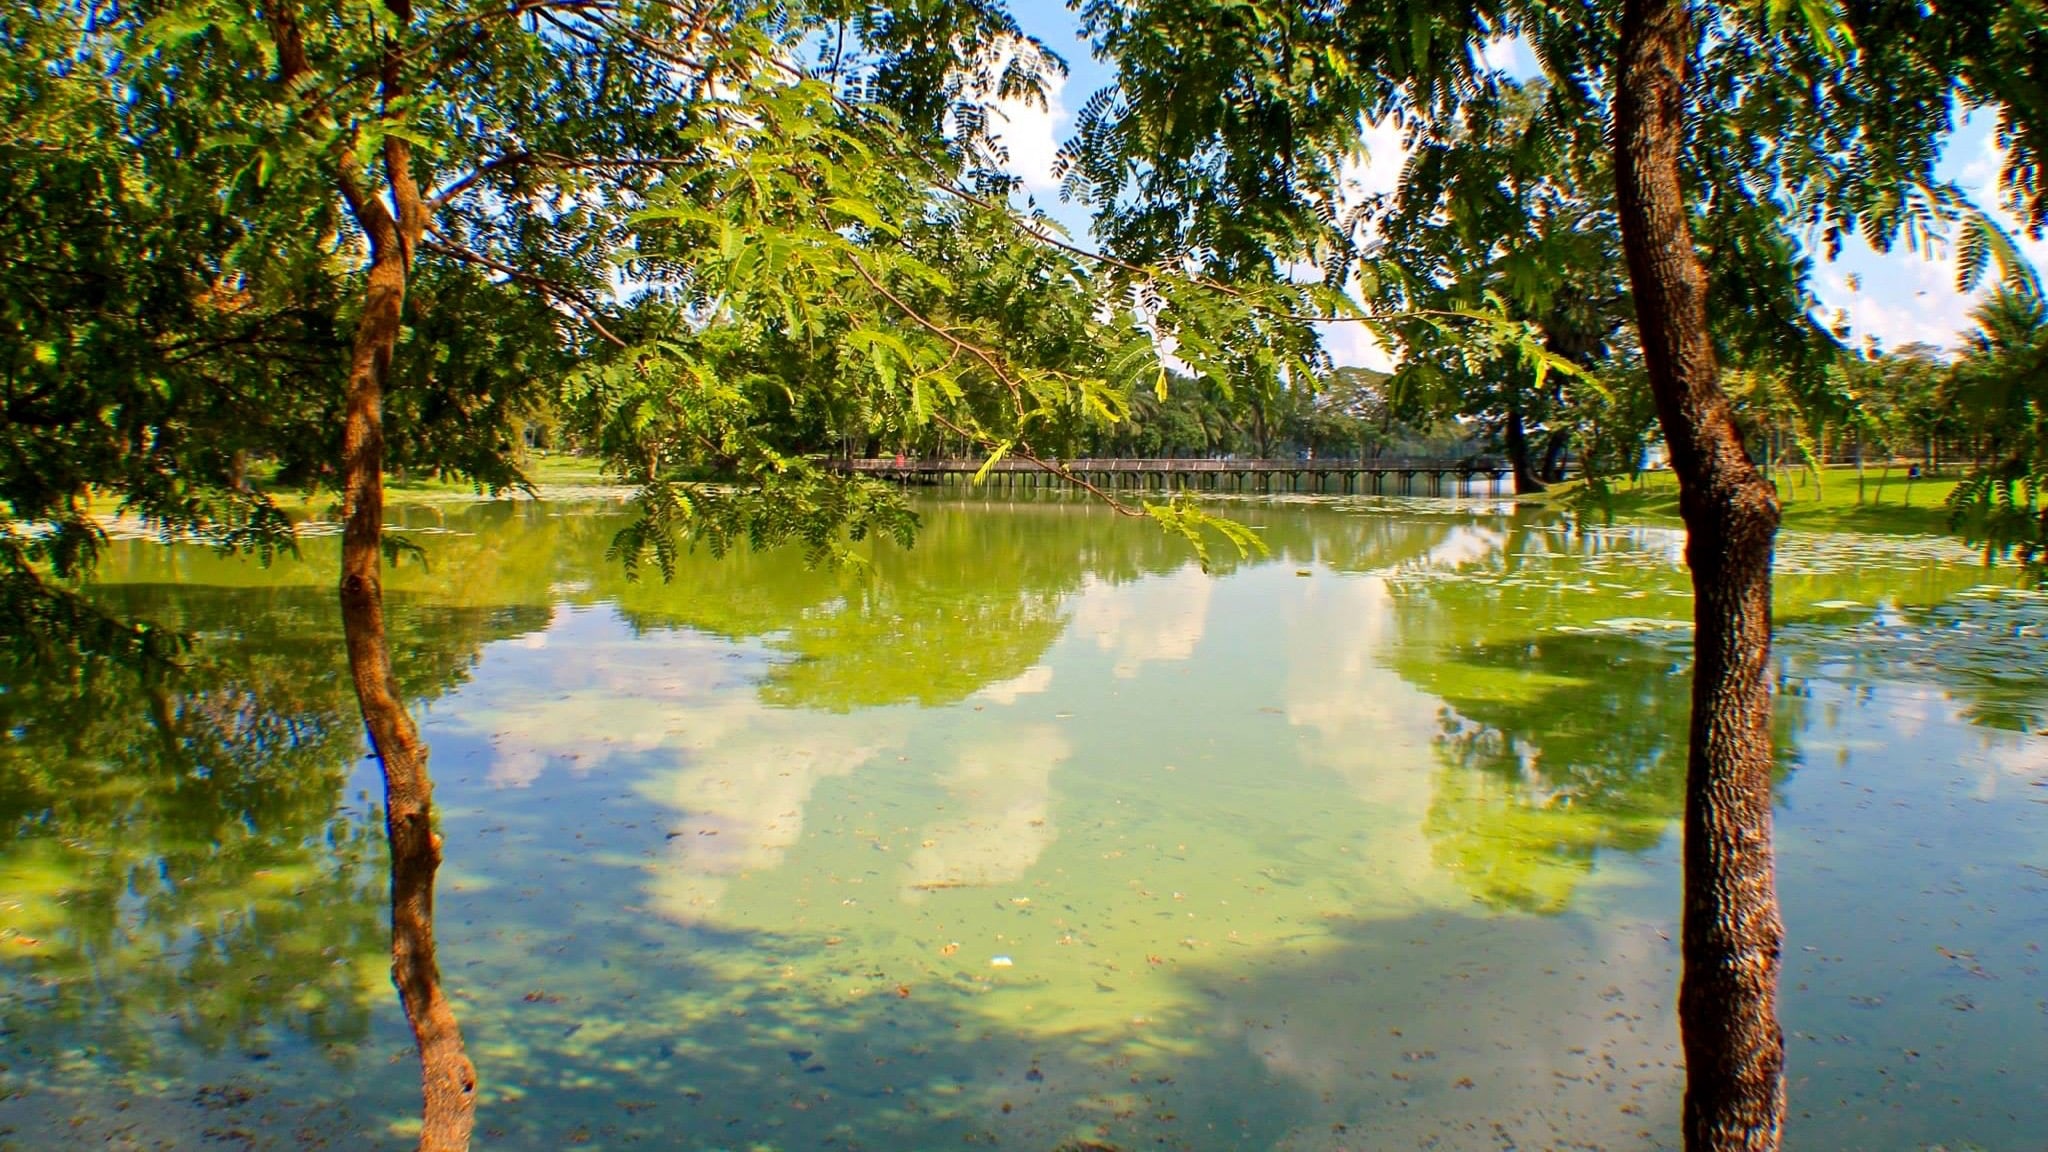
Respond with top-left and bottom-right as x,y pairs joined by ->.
79,453 -> 621,520
1544,464 -> 1964,537
380,452 -> 617,499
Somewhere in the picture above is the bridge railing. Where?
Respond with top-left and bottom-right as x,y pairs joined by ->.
838,456 -> 1500,473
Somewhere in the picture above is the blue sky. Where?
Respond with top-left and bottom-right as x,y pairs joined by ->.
986,1 -> 2044,368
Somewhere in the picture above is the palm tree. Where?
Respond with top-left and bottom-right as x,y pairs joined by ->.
1948,289 -> 2048,564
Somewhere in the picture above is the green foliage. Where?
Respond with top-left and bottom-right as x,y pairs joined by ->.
0,7 -> 340,666
607,472 -> 921,579
18,0 -> 2046,662
1946,290 -> 2048,571
10,0 -> 1195,657
1143,495 -> 1268,570
1371,78 -> 1632,486
1064,0 -> 1511,274
565,56 -> 1335,568
1062,0 -> 2046,494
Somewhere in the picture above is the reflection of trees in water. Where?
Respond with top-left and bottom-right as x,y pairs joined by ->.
264,497 -> 1483,719
591,497 -> 1473,712
1388,523 -> 1803,913
15,498 -> 2036,1144
0,583 -> 544,1072
596,501 -> 1204,710
1419,635 -> 1703,913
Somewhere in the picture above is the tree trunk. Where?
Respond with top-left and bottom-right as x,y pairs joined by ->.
341,250 -> 479,1152
1614,1 -> 1787,1150
267,2 -> 478,1146
1505,405 -> 1548,493
1540,428 -> 1571,483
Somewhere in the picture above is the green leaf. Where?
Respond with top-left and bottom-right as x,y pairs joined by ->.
827,196 -> 891,233
972,442 -> 1012,484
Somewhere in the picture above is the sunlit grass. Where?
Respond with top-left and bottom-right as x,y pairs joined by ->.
384,452 -> 616,498
74,452 -> 619,521
1547,464 -> 1966,536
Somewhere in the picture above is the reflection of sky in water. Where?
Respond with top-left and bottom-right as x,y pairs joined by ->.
2,498 -> 2043,1150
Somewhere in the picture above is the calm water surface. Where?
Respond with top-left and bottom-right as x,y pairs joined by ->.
3,495 -> 2044,1150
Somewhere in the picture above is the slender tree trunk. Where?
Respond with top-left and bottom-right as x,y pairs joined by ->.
341,251 -> 478,1152
1614,1 -> 1787,1150
1809,423 -> 1824,499
266,4 -> 477,1148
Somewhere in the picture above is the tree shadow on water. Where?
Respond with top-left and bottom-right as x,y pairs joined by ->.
403,877 -> 1692,1152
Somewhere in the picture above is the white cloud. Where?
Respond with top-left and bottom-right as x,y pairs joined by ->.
1812,109 -> 2048,355
1321,117 -> 1412,372
1337,116 -> 1409,204
1813,254 -> 1981,354
984,74 -> 1406,375
1475,34 -> 1537,78
1323,317 -> 1397,372
988,57 -> 1069,194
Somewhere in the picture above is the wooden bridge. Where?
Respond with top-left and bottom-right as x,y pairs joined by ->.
840,456 -> 1514,497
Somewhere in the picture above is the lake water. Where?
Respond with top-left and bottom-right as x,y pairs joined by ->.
3,494 -> 2044,1151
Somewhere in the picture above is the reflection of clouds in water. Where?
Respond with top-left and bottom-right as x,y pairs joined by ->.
488,745 -> 547,789
647,699 -> 902,921
902,724 -> 1068,898
973,663 -> 1053,705
1982,729 -> 2048,792
1873,686 -> 1938,743
485,689 -> 714,787
1069,565 -> 1213,678
1416,524 -> 1505,570
1280,575 -> 1454,897
448,608 -> 913,918
477,619 -> 735,788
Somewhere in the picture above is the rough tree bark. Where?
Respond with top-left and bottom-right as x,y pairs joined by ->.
1504,404 -> 1548,493
1540,429 -> 1571,483
266,4 -> 478,1149
1612,0 -> 1787,1150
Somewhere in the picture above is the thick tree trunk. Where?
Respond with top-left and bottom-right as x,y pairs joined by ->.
1540,428 -> 1571,483
1505,405 -> 1548,493
1613,1 -> 1787,1150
